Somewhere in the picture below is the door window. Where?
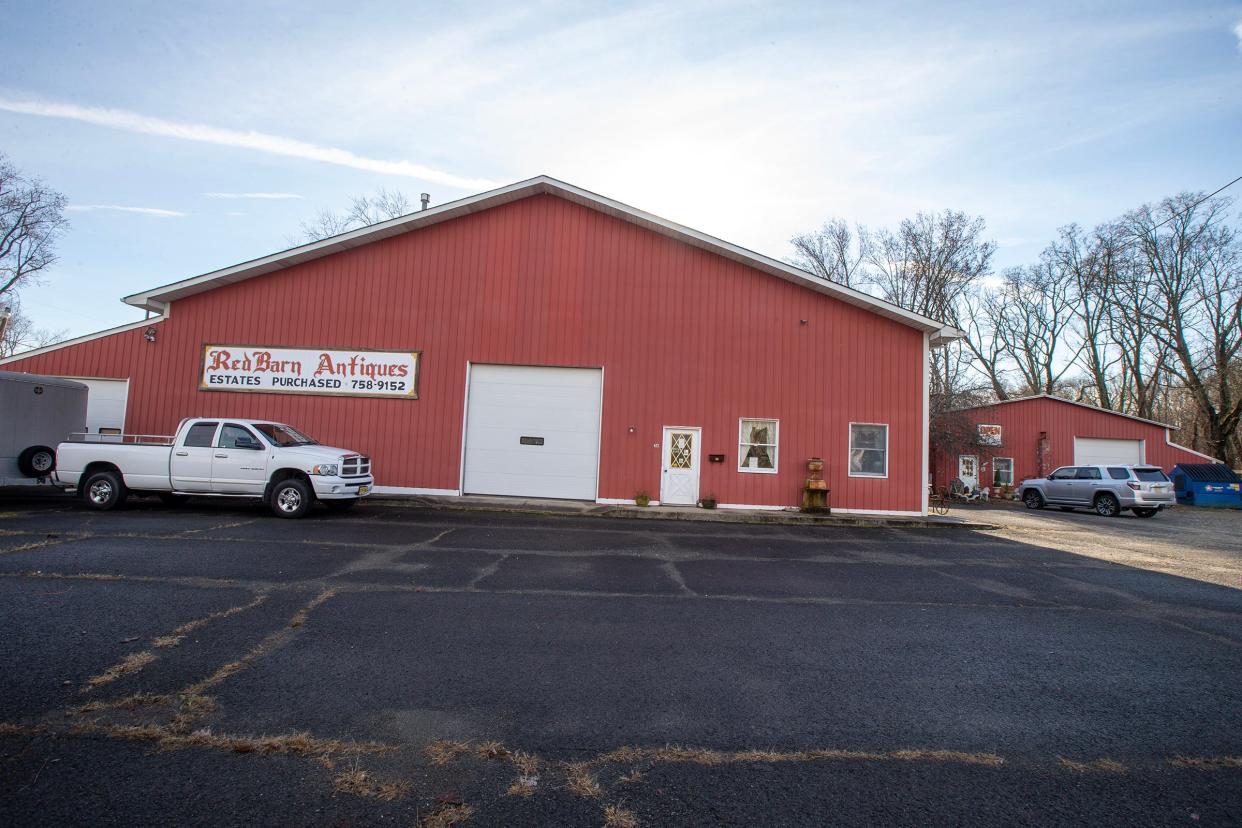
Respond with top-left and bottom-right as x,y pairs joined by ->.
218,423 -> 259,449
1076,467 -> 1102,480
668,432 -> 694,469
183,422 -> 219,447
1050,467 -> 1077,480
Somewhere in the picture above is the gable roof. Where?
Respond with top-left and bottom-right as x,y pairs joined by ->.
954,393 -> 1175,430
123,175 -> 960,344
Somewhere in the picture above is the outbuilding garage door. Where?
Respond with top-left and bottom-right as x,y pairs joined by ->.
1074,437 -> 1144,466
61,378 -> 129,434
462,365 -> 602,500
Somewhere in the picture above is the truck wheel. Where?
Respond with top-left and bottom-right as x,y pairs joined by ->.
18,446 -> 56,477
270,478 -> 313,518
1022,490 -> 1044,509
83,470 -> 127,511
1094,493 -> 1121,517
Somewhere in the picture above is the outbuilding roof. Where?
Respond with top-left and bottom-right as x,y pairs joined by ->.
122,175 -> 960,344
953,393 -> 1177,430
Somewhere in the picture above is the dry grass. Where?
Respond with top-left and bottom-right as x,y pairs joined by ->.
66,721 -> 394,757
476,740 -> 509,760
82,651 -> 158,690
417,803 -> 475,828
288,589 -> 336,628
565,763 -> 603,798
68,691 -> 170,716
425,739 -> 473,766
152,593 -> 268,648
1168,755 -> 1242,769
1059,757 -> 1127,774
332,768 -> 411,801
510,751 -> 540,774
603,804 -> 639,828
617,769 -> 643,785
505,776 -> 538,797
588,745 -> 1003,768
0,722 -> 46,737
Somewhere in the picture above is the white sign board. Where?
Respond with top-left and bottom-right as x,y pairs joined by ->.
201,345 -> 419,399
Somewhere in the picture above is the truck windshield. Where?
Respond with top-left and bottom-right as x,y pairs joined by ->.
253,423 -> 318,447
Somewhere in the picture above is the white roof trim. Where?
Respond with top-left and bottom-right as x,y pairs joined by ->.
954,393 -> 1176,430
0,315 -> 163,365
123,176 -> 957,340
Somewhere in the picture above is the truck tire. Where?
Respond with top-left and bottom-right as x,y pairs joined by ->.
1094,492 -> 1121,517
18,445 -> 56,478
82,470 -> 127,511
1022,489 -> 1045,509
269,478 -> 313,519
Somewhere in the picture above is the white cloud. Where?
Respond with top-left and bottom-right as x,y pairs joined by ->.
67,204 -> 186,217
0,97 -> 498,191
204,192 -> 303,200
1235,20 -> 1242,52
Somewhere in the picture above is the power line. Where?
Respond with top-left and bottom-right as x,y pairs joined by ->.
1123,172 -> 1242,241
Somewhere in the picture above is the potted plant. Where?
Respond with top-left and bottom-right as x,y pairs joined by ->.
699,494 -> 717,509
634,491 -> 651,507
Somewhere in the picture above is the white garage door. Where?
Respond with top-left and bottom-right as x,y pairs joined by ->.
1074,437 -> 1144,466
63,378 -> 129,434
462,365 -> 602,500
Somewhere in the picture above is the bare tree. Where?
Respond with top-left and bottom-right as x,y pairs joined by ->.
0,152 -> 68,298
298,188 -> 413,243
956,286 -> 1010,400
790,218 -> 868,289
1125,192 -> 1242,464
0,296 -> 67,358
989,256 -> 1082,396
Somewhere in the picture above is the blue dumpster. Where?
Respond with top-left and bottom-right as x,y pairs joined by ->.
1170,464 -> 1242,508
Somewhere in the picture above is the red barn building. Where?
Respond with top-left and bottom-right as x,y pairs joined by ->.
1,177 -> 957,515
933,394 -> 1217,494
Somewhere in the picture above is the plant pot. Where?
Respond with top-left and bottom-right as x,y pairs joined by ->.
635,495 -> 650,507
699,498 -> 717,509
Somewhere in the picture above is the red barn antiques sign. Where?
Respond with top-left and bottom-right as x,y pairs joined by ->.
200,345 -> 419,398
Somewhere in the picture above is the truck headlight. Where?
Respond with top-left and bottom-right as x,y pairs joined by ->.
312,463 -> 339,476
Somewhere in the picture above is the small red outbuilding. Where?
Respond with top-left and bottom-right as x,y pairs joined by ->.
933,394 -> 1217,493
1,176 -> 958,515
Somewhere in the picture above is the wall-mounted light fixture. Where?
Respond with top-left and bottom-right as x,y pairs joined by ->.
143,326 -> 158,343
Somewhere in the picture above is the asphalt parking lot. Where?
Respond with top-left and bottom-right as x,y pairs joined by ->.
1,495 -> 1240,826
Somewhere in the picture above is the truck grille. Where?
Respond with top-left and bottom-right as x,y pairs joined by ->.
341,455 -> 371,478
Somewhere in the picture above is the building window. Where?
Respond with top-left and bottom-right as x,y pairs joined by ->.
849,423 -> 887,477
993,457 -> 1014,487
738,418 -> 778,473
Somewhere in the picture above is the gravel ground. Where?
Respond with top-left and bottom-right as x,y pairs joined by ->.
0,494 -> 1239,826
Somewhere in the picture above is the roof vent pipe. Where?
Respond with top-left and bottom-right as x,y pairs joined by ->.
420,193 -> 430,211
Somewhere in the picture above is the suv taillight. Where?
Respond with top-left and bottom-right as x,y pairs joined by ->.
1127,481 -> 1141,491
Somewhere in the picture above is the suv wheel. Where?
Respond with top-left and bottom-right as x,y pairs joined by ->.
1094,492 -> 1121,517
1022,490 -> 1045,509
269,478 -> 313,519
1132,507 -> 1158,518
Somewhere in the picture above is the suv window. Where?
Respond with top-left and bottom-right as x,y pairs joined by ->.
1134,468 -> 1169,482
1107,467 -> 1130,480
1076,467 -> 1102,480
183,422 -> 219,448
1050,467 -> 1077,480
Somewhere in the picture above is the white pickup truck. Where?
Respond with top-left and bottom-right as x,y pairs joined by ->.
55,418 -> 373,518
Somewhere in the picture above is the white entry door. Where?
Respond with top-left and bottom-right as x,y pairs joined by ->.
958,455 -> 979,489
661,427 -> 701,506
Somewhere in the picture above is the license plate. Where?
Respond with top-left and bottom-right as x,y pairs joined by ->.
358,485 -> 371,496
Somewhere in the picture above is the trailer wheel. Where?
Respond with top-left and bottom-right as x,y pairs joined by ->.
269,478 -> 313,518
18,446 -> 56,477
82,470 -> 127,511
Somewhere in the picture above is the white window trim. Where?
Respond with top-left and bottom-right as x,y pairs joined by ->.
993,456 -> 1014,487
848,422 -> 889,478
738,417 -> 779,475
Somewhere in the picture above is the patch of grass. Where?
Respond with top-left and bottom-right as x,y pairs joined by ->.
476,740 -> 509,760
66,721 -> 394,758
603,804 -> 639,828
0,722 -> 46,737
332,768 -> 411,801
1168,755 -> 1242,769
68,691 -> 170,716
152,591 -> 268,649
889,749 -> 1004,767
1059,757 -> 1126,774
565,763 -> 603,798
425,739 -> 473,766
617,769 -> 643,785
82,651 -> 158,691
505,776 -> 538,797
510,751 -> 540,774
417,803 -> 475,827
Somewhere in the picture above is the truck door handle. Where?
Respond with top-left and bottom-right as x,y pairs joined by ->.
175,451 -> 189,456
214,453 -> 228,459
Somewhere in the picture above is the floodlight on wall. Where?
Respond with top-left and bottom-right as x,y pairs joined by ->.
143,326 -> 158,343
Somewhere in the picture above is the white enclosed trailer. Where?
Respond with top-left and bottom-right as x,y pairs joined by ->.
0,370 -> 89,486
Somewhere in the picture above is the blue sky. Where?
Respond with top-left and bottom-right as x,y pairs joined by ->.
2,0 -> 1240,338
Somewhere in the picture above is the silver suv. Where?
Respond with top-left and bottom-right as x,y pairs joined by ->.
1019,465 -> 1175,518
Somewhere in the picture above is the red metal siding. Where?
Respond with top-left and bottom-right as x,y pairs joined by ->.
7,194 -> 926,511
933,396 -> 1213,490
